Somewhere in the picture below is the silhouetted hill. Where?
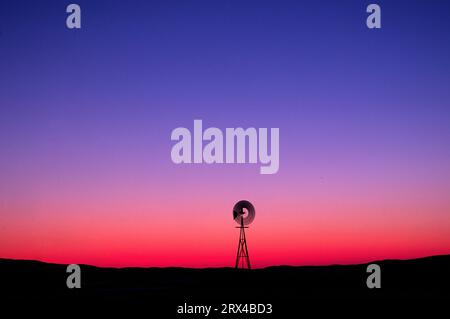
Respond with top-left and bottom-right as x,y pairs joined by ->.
1,255 -> 449,314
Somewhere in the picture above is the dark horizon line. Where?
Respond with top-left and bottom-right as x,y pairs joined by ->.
1,253 -> 449,270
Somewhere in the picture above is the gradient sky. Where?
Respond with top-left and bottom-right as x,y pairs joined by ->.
1,0 -> 450,268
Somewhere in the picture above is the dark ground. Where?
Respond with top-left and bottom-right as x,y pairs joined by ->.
1,255 -> 449,315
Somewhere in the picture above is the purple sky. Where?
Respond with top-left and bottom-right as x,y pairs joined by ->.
1,1 -> 450,267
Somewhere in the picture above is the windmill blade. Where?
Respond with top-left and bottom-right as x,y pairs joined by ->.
232,200 -> 255,226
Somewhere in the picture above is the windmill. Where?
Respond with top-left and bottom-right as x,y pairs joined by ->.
233,200 -> 255,269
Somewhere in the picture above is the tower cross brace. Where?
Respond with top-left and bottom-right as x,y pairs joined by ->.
235,217 -> 251,269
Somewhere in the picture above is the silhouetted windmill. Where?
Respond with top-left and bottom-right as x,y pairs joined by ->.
233,200 -> 255,269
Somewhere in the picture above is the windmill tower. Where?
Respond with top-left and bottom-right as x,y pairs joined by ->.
233,200 -> 255,269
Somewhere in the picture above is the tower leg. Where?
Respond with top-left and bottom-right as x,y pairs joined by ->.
235,219 -> 251,269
